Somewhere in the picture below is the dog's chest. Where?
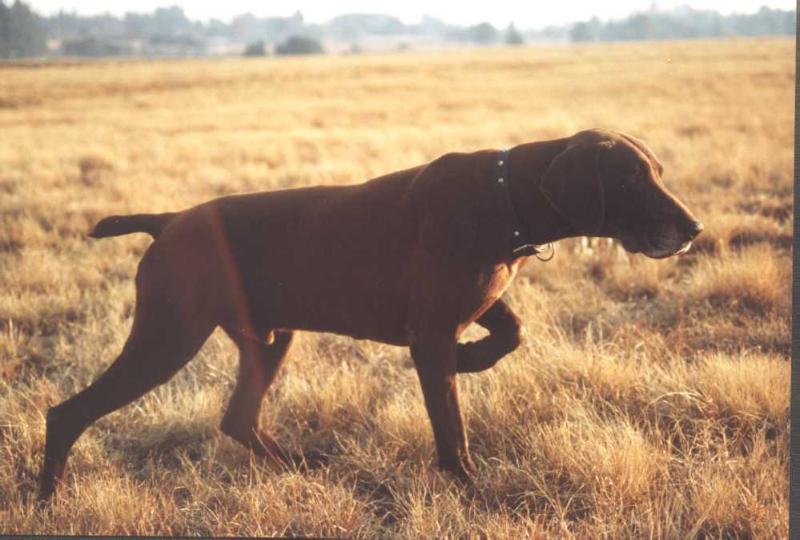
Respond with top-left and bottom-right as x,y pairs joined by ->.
460,261 -> 521,322
485,262 -> 519,297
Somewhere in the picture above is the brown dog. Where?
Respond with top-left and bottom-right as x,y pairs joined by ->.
38,129 -> 702,500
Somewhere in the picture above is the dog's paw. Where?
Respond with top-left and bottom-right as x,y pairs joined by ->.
438,457 -> 477,486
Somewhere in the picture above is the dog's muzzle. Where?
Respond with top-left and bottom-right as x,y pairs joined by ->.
621,219 -> 702,259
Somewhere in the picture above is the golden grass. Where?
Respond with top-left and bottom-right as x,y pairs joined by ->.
686,244 -> 790,312
0,37 -> 792,537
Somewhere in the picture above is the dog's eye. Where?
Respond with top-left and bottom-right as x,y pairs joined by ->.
626,176 -> 648,193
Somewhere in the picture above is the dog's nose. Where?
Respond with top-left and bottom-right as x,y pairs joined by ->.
687,220 -> 704,239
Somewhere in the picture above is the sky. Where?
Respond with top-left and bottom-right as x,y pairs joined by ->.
25,0 -> 797,28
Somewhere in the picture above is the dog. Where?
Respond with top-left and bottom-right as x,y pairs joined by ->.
38,129 -> 702,501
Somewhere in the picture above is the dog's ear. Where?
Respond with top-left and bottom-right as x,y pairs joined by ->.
539,142 -> 609,234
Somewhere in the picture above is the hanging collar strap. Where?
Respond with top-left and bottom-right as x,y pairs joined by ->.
493,149 -> 543,259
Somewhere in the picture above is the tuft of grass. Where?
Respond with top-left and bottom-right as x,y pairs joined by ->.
691,211 -> 791,254
684,244 -> 790,313
601,251 -> 678,300
691,351 -> 788,424
537,414 -> 667,506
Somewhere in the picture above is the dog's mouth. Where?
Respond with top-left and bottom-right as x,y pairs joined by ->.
673,240 -> 693,256
620,235 -> 693,259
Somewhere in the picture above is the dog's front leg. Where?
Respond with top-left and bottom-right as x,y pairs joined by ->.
410,332 -> 476,482
456,298 -> 522,373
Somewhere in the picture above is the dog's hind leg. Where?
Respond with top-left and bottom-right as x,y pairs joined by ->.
220,328 -> 294,464
38,273 -> 216,502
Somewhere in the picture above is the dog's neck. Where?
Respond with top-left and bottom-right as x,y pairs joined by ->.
507,139 -> 577,245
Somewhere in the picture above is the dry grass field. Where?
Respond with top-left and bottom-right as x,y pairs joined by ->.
0,37 -> 793,537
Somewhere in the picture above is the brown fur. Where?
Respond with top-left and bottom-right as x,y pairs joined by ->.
38,129 -> 702,501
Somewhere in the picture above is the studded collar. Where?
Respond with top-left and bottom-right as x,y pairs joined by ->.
492,148 -> 544,259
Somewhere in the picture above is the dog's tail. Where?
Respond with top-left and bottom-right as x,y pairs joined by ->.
89,212 -> 177,239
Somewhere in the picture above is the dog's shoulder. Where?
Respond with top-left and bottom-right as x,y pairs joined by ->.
408,150 -> 497,210
407,150 -> 508,262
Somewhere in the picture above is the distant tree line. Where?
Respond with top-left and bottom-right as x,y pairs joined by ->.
0,1 -> 795,59
570,6 -> 795,42
245,35 -> 325,56
0,0 -> 47,58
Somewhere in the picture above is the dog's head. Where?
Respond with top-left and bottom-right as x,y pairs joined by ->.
540,129 -> 703,258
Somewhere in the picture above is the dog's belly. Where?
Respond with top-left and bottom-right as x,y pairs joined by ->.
233,238 -> 416,346
236,256 -> 523,347
247,279 -> 412,345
